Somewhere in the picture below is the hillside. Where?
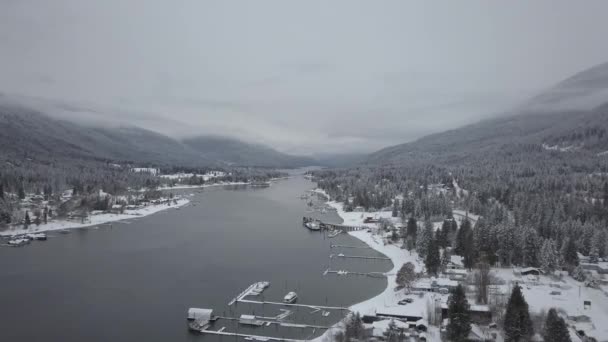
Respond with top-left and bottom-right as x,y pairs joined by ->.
0,101 -> 316,168
0,103 -> 209,167
367,61 -> 608,165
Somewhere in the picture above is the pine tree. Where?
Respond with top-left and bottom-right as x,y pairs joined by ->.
396,262 -> 417,292
455,217 -> 472,256
425,236 -> 441,275
0,183 -> 3,199
383,319 -> 402,342
441,248 -> 451,273
392,201 -> 399,218
540,239 -> 559,273
416,219 -> 433,258
447,284 -> 471,342
542,308 -> 571,342
504,284 -> 534,342
24,211 -> 31,228
522,227 -> 540,267
18,183 -> 26,200
344,312 -> 365,341
406,217 -> 417,240
562,238 -> 579,269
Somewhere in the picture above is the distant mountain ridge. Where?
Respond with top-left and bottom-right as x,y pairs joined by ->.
182,136 -> 316,168
0,101 -> 315,168
367,61 -> 608,165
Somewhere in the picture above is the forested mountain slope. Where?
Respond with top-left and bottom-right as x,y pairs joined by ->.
368,61 -> 608,165
0,101 -> 315,168
313,61 -> 608,271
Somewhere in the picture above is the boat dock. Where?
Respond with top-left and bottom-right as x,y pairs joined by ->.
302,217 -> 364,232
330,244 -> 371,249
330,254 -> 390,261
237,298 -> 349,311
323,269 -> 387,278
198,328 -> 307,342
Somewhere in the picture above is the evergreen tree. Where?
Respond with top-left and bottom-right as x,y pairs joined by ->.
455,217 -> 472,256
522,227 -> 540,267
24,211 -> 30,228
392,201 -> 399,218
18,183 -> 26,200
542,308 -> 571,342
425,236 -> 441,275
441,248 -> 451,273
0,183 -> 3,199
504,284 -> 534,342
383,319 -> 403,342
416,219 -> 433,258
406,217 -> 417,240
540,239 -> 559,273
562,238 -> 579,268
447,284 -> 471,342
344,312 -> 365,341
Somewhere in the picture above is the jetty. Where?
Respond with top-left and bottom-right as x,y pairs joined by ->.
330,244 -> 371,249
302,217 -> 364,232
323,269 -> 387,278
330,254 -> 390,261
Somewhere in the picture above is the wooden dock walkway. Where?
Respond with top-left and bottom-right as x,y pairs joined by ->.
237,298 -> 349,311
199,328 -> 306,342
330,254 -> 390,261
324,269 -> 387,278
330,244 -> 371,249
302,217 -> 365,232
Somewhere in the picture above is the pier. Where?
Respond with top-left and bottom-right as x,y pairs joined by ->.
199,328 -> 307,342
302,217 -> 365,232
330,254 -> 390,261
323,269 -> 387,278
237,298 -> 349,311
330,244 -> 371,249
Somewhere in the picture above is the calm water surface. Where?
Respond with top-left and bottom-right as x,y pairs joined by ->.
0,175 -> 391,342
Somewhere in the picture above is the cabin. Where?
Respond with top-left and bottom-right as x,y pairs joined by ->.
517,267 -> 541,276
364,217 -> 380,223
413,278 -> 459,293
442,304 -> 492,324
187,308 -> 213,330
580,262 -> 608,274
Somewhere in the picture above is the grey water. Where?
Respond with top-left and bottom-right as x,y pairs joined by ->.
0,175 -> 392,342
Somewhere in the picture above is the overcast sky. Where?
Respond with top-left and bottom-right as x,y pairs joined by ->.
1,1 -> 608,155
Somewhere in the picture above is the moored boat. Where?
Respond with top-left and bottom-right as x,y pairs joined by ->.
283,291 -> 298,303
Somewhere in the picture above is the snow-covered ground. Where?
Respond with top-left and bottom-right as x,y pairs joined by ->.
157,181 -> 250,191
315,200 -> 443,342
492,268 -> 608,342
0,198 -> 190,237
159,171 -> 227,181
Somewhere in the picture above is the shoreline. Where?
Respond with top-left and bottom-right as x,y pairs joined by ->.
313,197 -> 425,342
0,198 -> 191,237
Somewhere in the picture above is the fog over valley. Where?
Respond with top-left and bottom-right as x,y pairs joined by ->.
2,1 -> 608,154
3,2 -> 608,342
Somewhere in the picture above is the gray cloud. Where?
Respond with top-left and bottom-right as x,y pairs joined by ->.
1,0 -> 608,155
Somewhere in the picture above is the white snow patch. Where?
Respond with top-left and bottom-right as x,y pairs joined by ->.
0,198 -> 190,237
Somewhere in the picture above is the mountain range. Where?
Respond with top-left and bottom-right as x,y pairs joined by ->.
0,100 -> 315,169
2,61 -> 608,170
367,61 -> 608,165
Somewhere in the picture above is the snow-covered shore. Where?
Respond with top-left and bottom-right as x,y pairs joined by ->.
0,198 -> 190,237
157,181 -> 250,191
314,198 -> 440,341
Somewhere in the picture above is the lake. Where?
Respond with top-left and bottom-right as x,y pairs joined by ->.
0,174 -> 392,342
